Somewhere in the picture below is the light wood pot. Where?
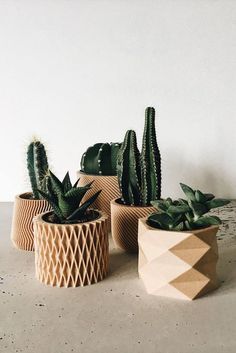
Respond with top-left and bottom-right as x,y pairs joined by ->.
138,218 -> 220,300
33,211 -> 109,287
77,171 -> 120,231
11,193 -> 51,251
110,199 -> 155,253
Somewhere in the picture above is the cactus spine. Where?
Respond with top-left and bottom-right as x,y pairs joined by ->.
81,142 -> 121,176
117,107 -> 161,206
27,140 -> 49,199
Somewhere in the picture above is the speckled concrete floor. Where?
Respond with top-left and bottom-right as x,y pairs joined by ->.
0,202 -> 236,353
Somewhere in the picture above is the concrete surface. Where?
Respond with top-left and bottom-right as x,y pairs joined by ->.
0,202 -> 236,353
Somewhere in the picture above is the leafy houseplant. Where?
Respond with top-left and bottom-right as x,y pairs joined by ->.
11,139 -> 51,251
38,171 -> 101,224
138,183 -> 230,300
34,171 -> 109,288
111,107 -> 161,253
148,183 -> 229,231
78,142 -> 121,231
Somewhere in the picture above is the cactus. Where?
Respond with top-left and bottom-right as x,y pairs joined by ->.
148,183 -> 230,231
38,171 -> 101,224
141,107 -> 161,204
27,140 -> 49,199
80,142 -> 121,176
117,107 -> 161,206
117,130 -> 142,205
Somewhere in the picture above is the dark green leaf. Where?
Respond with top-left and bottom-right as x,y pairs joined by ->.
37,189 -> 64,220
67,190 -> 101,221
193,215 -> 222,228
49,170 -> 63,196
189,200 -> 208,217
180,183 -> 196,201
168,205 -> 190,214
62,172 -> 72,193
207,198 -> 230,210
195,190 -> 207,203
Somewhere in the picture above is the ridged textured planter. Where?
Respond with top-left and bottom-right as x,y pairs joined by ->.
11,193 -> 51,251
138,218 -> 219,300
111,199 -> 155,253
77,171 -> 120,231
33,212 -> 109,287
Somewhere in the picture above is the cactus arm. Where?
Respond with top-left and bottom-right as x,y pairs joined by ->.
117,130 -> 142,205
27,142 -> 39,199
141,107 -> 161,205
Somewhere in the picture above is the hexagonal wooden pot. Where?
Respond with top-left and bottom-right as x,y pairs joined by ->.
33,211 -> 109,287
11,193 -> 51,251
138,218 -> 220,300
77,171 -> 120,232
111,199 -> 155,253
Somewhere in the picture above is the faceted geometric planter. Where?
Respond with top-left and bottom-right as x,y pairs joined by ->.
77,171 -> 120,232
33,211 -> 109,287
138,218 -> 220,300
11,193 -> 51,251
111,199 -> 155,253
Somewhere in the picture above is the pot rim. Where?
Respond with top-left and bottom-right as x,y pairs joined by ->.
139,217 -> 220,234
110,198 -> 155,209
34,210 -> 108,226
16,192 -> 48,202
78,170 -> 117,178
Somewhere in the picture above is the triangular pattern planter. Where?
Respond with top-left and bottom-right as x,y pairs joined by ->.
138,218 -> 220,300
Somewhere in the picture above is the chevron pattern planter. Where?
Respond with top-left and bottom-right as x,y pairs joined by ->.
138,218 -> 220,300
77,172 -> 120,232
11,193 -> 51,251
33,212 -> 109,287
111,199 -> 155,253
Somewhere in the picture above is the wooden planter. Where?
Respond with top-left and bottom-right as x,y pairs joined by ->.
111,199 -> 155,253
138,218 -> 220,300
77,171 -> 120,231
33,211 -> 109,287
11,193 -> 51,251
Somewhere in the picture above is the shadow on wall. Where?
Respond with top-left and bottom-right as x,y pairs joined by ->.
162,152 -> 234,199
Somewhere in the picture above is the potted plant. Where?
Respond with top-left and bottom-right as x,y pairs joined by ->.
11,139 -> 51,251
138,183 -> 230,300
78,142 -> 121,231
33,171 -> 109,288
111,107 -> 161,253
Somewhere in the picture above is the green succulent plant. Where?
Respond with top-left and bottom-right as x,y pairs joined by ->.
27,139 -> 49,199
147,183 -> 230,231
80,142 -> 121,176
117,107 -> 161,206
38,171 -> 101,224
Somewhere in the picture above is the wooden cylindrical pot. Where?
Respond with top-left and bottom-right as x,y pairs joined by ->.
138,218 -> 220,300
77,171 -> 120,232
110,199 -> 155,253
33,211 -> 109,287
11,193 -> 51,251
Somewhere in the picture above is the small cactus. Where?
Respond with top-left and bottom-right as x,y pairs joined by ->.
27,139 -> 49,199
80,142 -> 121,176
117,107 -> 161,206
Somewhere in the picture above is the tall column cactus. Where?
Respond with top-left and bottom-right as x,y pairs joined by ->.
117,107 -> 161,206
117,130 -> 142,205
141,107 -> 161,204
80,142 -> 121,176
27,140 -> 49,199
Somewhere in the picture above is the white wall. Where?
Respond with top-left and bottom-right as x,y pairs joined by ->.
0,0 -> 235,201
